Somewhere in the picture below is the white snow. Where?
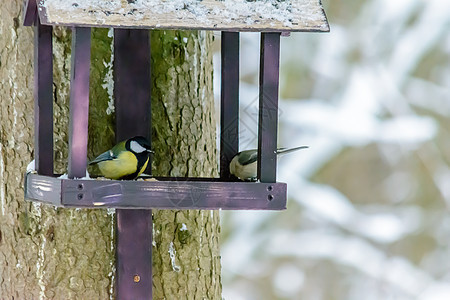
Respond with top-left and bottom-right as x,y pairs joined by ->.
108,208 -> 115,300
168,242 -> 181,272
40,0 -> 327,29
58,170 -> 92,180
26,159 -> 36,173
103,28 -> 115,115
272,265 -> 305,297
0,143 -> 5,216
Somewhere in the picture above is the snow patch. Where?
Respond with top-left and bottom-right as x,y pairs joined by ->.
41,0 -> 326,29
58,170 -> 92,180
0,143 -> 5,216
108,208 -> 115,300
103,28 -> 115,115
273,265 -> 305,297
168,242 -> 181,272
27,159 -> 36,173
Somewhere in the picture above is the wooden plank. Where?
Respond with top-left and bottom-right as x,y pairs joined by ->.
24,174 -> 287,210
116,210 -> 152,300
220,32 -> 239,180
24,173 -> 62,206
114,29 -> 151,142
258,33 -> 280,182
61,178 -> 287,210
68,27 -> 91,179
23,0 -> 38,26
37,0 -> 329,32
34,19 -> 54,176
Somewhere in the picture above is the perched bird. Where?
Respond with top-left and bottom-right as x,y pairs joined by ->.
229,146 -> 308,181
89,136 -> 153,180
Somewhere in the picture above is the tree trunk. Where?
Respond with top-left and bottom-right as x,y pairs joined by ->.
150,30 -> 222,299
0,1 -> 221,298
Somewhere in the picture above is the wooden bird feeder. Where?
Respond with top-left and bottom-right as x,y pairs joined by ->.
23,0 -> 329,298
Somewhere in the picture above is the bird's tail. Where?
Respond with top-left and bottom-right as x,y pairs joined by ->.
276,146 -> 309,155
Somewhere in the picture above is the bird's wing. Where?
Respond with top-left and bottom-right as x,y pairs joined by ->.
237,150 -> 258,166
89,150 -> 116,165
276,146 -> 308,155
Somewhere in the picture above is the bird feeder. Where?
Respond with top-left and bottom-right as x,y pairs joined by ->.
23,0 -> 329,298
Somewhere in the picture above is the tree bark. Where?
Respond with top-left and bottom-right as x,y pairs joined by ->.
0,1 -> 221,298
150,30 -> 222,299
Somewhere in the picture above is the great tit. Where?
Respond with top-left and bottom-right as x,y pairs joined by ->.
229,146 -> 308,181
89,136 -> 154,180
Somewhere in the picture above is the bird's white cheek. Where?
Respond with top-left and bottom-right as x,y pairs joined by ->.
239,162 -> 257,180
130,140 -> 146,153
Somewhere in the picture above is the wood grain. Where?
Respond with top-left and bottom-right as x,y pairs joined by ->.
25,173 -> 287,210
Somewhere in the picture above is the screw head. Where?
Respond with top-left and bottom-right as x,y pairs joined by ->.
134,275 -> 140,283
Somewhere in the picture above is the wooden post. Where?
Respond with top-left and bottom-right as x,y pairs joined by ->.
220,32 -> 240,180
258,33 -> 281,183
33,18 -> 53,176
68,27 -> 91,179
114,29 -> 152,300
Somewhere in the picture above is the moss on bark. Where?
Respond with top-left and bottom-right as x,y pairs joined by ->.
151,30 -> 222,299
0,1 -> 221,297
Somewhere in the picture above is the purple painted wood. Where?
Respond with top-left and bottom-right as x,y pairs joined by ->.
34,19 -> 53,176
220,32 -> 240,180
114,29 -> 151,142
68,27 -> 91,179
25,173 -> 287,210
257,33 -> 281,183
23,0 -> 37,26
24,173 -> 61,206
62,179 -> 286,209
116,210 -> 152,300
114,29 -> 152,300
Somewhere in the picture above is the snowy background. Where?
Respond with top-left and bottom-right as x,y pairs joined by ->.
213,0 -> 450,299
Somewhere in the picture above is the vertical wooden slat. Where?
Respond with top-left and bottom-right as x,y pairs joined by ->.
68,27 -> 91,179
114,29 -> 152,300
23,0 -> 37,26
114,30 -> 152,141
220,32 -> 240,180
257,33 -> 281,183
34,19 -> 53,176
116,210 -> 153,300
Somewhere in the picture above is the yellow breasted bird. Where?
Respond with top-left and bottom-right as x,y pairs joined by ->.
89,136 -> 154,180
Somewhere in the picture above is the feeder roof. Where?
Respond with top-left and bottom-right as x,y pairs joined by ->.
36,0 -> 329,32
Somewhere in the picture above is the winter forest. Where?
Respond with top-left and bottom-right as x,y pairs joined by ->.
217,1 -> 450,299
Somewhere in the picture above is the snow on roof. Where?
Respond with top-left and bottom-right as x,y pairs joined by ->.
38,0 -> 329,32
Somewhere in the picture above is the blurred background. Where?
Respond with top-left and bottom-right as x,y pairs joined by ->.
213,0 -> 450,299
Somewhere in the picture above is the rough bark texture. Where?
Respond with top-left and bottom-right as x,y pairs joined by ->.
151,30 -> 222,299
0,1 -> 221,299
0,1 -> 115,298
